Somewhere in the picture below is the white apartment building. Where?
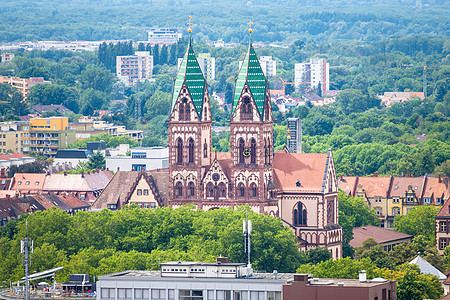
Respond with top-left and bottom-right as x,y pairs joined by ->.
148,28 -> 182,44
106,147 -> 169,172
259,56 -> 277,77
116,51 -> 153,86
178,53 -> 215,81
294,58 -> 329,94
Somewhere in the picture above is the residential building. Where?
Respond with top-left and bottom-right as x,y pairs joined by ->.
286,118 -> 301,153
0,52 -> 14,63
0,153 -> 35,170
0,76 -> 51,100
147,28 -> 182,44
53,149 -> 90,170
338,174 -> 449,228
31,104 -> 73,116
283,273 -> 397,300
24,117 -> 76,156
259,56 -> 277,77
0,121 -> 29,154
116,51 -> 153,86
72,120 -> 143,142
198,53 -> 216,81
106,147 -> 169,172
379,92 -> 425,107
435,198 -> 450,254
92,37 -> 343,258
294,58 -> 329,94
350,225 -> 412,252
10,173 -> 47,194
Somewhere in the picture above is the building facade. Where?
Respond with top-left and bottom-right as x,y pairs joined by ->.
0,76 -> 51,100
286,118 -> 301,154
294,58 -> 329,94
117,51 -> 153,86
0,121 -> 28,154
0,52 -> 15,63
198,53 -> 216,81
259,56 -> 277,77
106,147 -> 169,172
147,28 -> 182,44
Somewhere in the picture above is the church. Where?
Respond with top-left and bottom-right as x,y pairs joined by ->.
93,30 -> 342,259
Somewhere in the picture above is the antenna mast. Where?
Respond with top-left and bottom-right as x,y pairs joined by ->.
243,209 -> 252,267
21,219 -> 33,300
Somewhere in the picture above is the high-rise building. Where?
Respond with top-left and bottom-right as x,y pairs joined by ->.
24,117 -> 76,157
286,118 -> 302,153
147,28 -> 182,44
295,58 -> 329,94
0,121 -> 28,154
259,56 -> 277,77
0,76 -> 51,100
116,51 -> 153,86
178,53 -> 216,81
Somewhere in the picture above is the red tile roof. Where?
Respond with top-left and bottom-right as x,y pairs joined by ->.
0,153 -> 33,160
436,198 -> 450,217
390,176 -> 425,198
355,176 -> 392,198
11,173 -> 46,191
217,152 -> 232,179
338,176 -> 357,195
350,225 -> 413,248
273,152 -> 328,193
423,177 -> 449,200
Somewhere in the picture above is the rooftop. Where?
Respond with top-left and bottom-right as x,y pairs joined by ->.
350,225 -> 413,248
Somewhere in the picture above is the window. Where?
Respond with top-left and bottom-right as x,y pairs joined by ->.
440,238 -> 448,250
135,289 -> 149,300
188,138 -> 194,164
267,292 -> 281,300
150,202 -> 156,209
175,182 -> 183,198
35,181 -> 39,185
204,141 -> 208,158
250,183 -> 258,198
188,182 -> 195,197
216,291 -> 231,300
118,288 -> 132,300
177,138 -> 183,164
144,189 -> 149,196
132,164 -> 146,171
293,202 -> 307,226
137,189 -> 142,195
407,195 -> 414,202
17,181 -> 21,185
423,198 -> 431,204
101,288 -> 115,300
241,97 -> 252,120
238,183 -> 245,198
132,152 -> 147,159
393,197 -> 399,203
25,181 -> 30,185
219,182 -> 226,197
392,207 -> 400,216
375,207 -> 383,216
152,289 -> 165,300
437,198 -> 443,205
179,290 -> 203,300
250,138 -> 256,164
207,182 -> 214,197
440,221 -> 447,233
238,138 -> 245,164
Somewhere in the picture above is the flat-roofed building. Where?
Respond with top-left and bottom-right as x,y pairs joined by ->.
147,28 -> 182,44
0,53 -> 15,63
106,147 -> 169,172
0,76 -> 51,100
117,51 -> 153,86
0,121 -> 29,154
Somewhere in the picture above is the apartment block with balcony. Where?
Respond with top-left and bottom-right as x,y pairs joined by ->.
24,117 -> 76,157
116,51 -> 153,86
0,121 -> 29,154
147,28 -> 182,44
0,76 -> 51,100
259,56 -> 277,77
0,52 -> 15,63
294,58 -> 329,94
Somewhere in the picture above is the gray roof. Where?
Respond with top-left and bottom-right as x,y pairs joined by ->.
409,255 -> 446,280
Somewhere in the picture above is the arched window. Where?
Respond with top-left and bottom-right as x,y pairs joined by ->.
188,182 -> 195,197
237,183 -> 245,199
204,141 -> 208,158
250,138 -> 256,164
185,103 -> 190,121
293,202 -> 307,226
250,183 -> 258,198
267,140 -> 271,165
188,138 -> 194,164
179,104 -> 185,121
264,139 -> 267,165
207,182 -> 214,198
175,182 -> 183,198
238,138 -> 245,164
241,97 -> 252,120
218,182 -> 226,198
176,138 -> 183,164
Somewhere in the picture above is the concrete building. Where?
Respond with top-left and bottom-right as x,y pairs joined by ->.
0,52 -> 14,63
0,153 -> 35,170
379,92 -> 425,107
286,118 -> 301,154
0,121 -> 29,154
294,58 -> 329,94
147,28 -> 182,44
71,120 -> 144,143
53,149 -> 90,170
24,117 -> 76,157
259,56 -> 277,77
198,53 -> 216,81
106,147 -> 169,172
117,51 -> 153,86
0,76 -> 51,100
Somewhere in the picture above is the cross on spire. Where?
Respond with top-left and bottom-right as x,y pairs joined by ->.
188,16 -> 193,34
248,20 -> 254,34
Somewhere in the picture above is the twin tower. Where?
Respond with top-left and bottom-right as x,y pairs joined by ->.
167,37 -> 277,210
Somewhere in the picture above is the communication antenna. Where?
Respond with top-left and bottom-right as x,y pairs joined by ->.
21,219 -> 33,300
242,208 -> 252,267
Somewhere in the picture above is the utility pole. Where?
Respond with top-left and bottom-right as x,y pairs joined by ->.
21,220 -> 33,300
242,210 -> 252,267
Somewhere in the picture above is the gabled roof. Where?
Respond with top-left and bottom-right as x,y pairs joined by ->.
216,152 -> 233,180
171,38 -> 206,118
389,176 -> 425,198
232,42 -> 268,119
338,176 -> 358,195
423,176 -> 449,199
273,152 -> 328,193
436,198 -> 450,217
350,225 -> 412,248
355,176 -> 392,198
409,255 -> 446,280
42,171 -> 113,192
32,105 -> 72,115
11,173 -> 46,191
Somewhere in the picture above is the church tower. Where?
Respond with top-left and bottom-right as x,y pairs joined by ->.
168,22 -> 212,203
229,25 -> 274,205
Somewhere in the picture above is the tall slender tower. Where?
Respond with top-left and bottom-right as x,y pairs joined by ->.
229,22 -> 274,204
168,17 -> 212,203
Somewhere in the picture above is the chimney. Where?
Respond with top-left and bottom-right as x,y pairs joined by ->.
374,172 -> 378,177
6,194 -> 10,201
64,172 -> 67,176
0,168 -> 5,178
81,172 -> 84,178
407,173 -> 411,177
294,274 -> 309,282
339,175 -> 343,181
359,270 -> 367,282
439,175 -> 442,183
216,257 -> 229,264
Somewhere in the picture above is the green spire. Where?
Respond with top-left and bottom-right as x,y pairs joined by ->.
232,42 -> 268,119
171,37 -> 206,118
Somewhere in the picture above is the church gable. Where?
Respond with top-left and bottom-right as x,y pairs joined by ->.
203,158 -> 230,199
230,83 -> 262,123
322,149 -> 337,194
201,87 -> 211,122
169,82 -> 200,123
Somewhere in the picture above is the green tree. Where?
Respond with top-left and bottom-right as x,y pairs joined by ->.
87,151 -> 106,170
393,205 -> 440,242
307,247 -> 331,264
